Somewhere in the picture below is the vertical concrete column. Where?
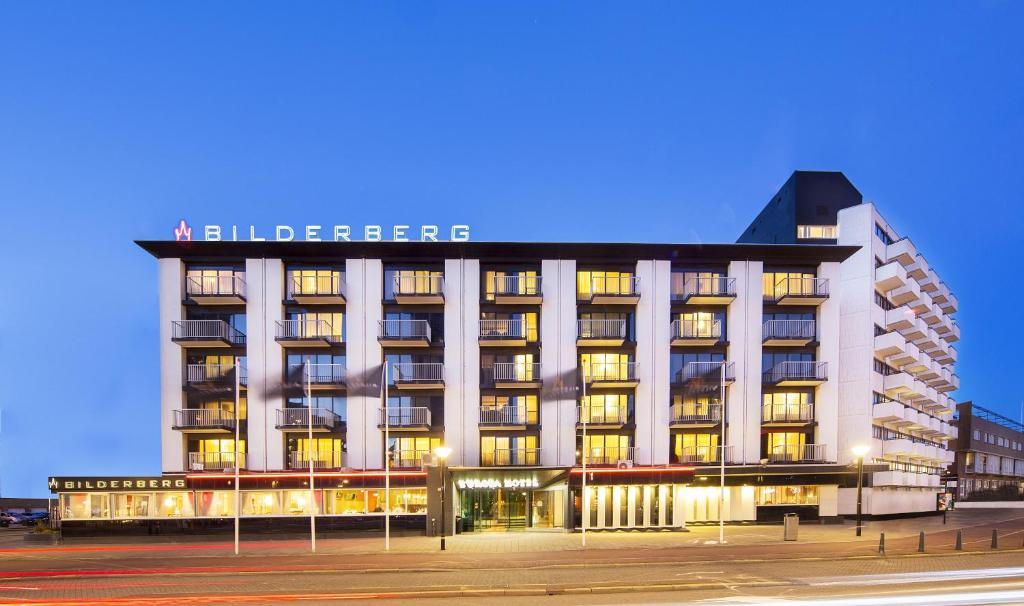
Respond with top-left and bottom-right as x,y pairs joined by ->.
817,261 -> 841,464
540,259 -> 577,467
727,260 -> 763,464
444,259 -> 480,467
159,259 -> 185,473
635,260 -> 672,465
263,260 -> 284,471
244,258 -> 284,472
345,258 -> 383,470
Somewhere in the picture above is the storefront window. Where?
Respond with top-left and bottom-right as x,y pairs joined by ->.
196,491 -> 236,517
325,489 -> 368,515
282,490 -> 319,515
62,493 -> 110,520
755,485 -> 819,506
112,493 -> 151,519
155,492 -> 194,518
242,491 -> 281,516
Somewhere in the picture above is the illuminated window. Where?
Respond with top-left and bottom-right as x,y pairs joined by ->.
480,434 -> 538,465
484,269 -> 540,300
288,437 -> 345,469
796,225 -> 838,240
390,269 -> 443,296
388,436 -> 440,468
581,434 -> 631,464
762,392 -> 812,422
580,393 -> 630,424
672,393 -> 720,416
241,491 -> 281,516
676,312 -> 721,338
673,433 -> 718,462
287,268 -> 341,296
481,394 -> 539,424
671,270 -> 724,298
577,270 -> 636,298
580,352 -> 634,381
763,271 -> 817,298
766,432 -> 807,460
480,312 -> 539,341
286,311 -> 343,339
755,485 -> 819,505
186,268 -> 242,296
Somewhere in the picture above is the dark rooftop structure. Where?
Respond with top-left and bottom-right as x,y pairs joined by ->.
738,171 -> 863,245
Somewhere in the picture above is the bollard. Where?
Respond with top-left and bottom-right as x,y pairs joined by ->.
918,531 -> 925,553
878,532 -> 886,555
991,529 -> 998,549
955,529 -> 963,551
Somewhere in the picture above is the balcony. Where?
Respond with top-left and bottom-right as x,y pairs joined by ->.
188,451 -> 244,472
491,274 -> 542,304
762,319 -> 816,346
909,291 -> 933,316
883,372 -> 915,398
389,450 -> 430,469
768,444 -> 829,464
479,405 -> 529,428
577,405 -> 629,428
288,450 -> 346,470
576,319 -> 627,347
886,238 -> 918,267
763,361 -> 827,386
874,331 -> 906,359
490,362 -> 542,389
678,445 -> 733,465
582,362 -> 639,388
906,256 -> 929,281
392,362 -> 444,390
579,275 -> 640,305
286,273 -> 345,305
763,277 -> 829,306
917,360 -> 941,383
676,361 -> 735,386
898,317 -> 928,342
903,351 -> 931,376
669,404 -> 721,428
761,403 -> 814,426
885,307 -> 916,331
886,342 -> 919,368
872,400 -> 908,425
378,406 -> 432,430
920,269 -> 941,293
275,408 -> 343,433
913,328 -> 939,353
392,274 -> 445,304
889,281 -> 921,306
378,319 -> 432,348
172,409 -> 236,433
940,291 -> 958,314
184,363 -> 246,389
582,447 -> 636,467
919,307 -> 943,326
880,437 -> 915,457
275,319 -> 342,347
677,276 -> 736,305
874,262 -> 907,292
185,273 -> 247,305
479,318 -> 527,347
482,448 -> 542,467
172,320 -> 246,348
671,318 -> 723,346
286,363 -> 346,390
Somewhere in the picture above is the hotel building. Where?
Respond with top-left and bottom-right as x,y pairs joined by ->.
50,171 -> 960,534
949,402 -> 1024,500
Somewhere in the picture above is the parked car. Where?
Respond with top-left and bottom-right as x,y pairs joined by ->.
0,512 -> 19,526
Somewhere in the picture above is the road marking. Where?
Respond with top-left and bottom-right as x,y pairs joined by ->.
801,567 -> 1024,587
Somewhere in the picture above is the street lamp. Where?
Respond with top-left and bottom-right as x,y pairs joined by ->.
852,444 -> 870,537
434,445 -> 453,551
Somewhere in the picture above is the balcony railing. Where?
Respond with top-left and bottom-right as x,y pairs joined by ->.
582,446 -> 636,465
676,361 -> 734,384
761,403 -> 815,423
480,406 -> 528,426
577,319 -> 627,341
172,320 -> 246,345
289,450 -> 345,470
286,273 -> 343,299
493,275 -> 542,298
672,318 -> 722,341
173,409 -> 236,429
275,408 -> 342,430
578,405 -> 628,425
762,319 -> 816,341
378,319 -> 432,342
490,362 -> 542,384
763,277 -> 829,302
678,445 -> 732,464
185,363 -> 245,385
186,273 -> 246,299
188,451 -> 244,471
379,406 -> 431,427
275,319 -> 342,342
392,362 -> 444,385
287,363 -> 346,385
582,362 -> 638,384
482,448 -> 541,467
670,403 -> 722,424
678,276 -> 736,301
763,361 -> 828,384
393,274 -> 444,297
586,275 -> 640,297
768,444 -> 829,463
479,318 -> 525,340
389,450 -> 431,469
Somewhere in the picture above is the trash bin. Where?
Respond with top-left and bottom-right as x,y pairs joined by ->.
783,513 -> 799,541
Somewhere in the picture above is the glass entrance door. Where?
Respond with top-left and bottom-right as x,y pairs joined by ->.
461,489 -> 529,531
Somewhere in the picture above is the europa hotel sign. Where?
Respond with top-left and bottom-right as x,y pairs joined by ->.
174,220 -> 470,242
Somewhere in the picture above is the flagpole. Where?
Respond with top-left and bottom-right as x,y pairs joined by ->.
719,361 -> 726,544
384,363 -> 390,552
307,363 -> 316,553
233,356 -> 241,556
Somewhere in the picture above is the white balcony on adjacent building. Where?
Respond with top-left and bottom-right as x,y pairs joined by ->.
288,450 -> 346,470
378,406 -> 432,430
286,272 -> 345,304
875,262 -> 907,292
583,362 -> 639,388
677,276 -> 737,305
488,362 -> 542,389
275,408 -> 343,432
669,403 -> 722,428
275,319 -> 342,347
762,319 -> 816,346
479,318 -> 527,347
491,274 -> 542,304
185,273 -> 247,305
672,318 -> 723,346
392,363 -> 444,390
172,320 -> 246,348
579,275 -> 641,305
886,238 -> 918,267
874,331 -> 906,358
576,318 -> 627,347
479,405 -> 529,428
392,274 -> 445,304
763,277 -> 829,306
763,361 -> 827,386
188,451 -> 244,471
378,319 -> 432,347
577,404 -> 629,428
768,444 -> 829,464
172,409 -> 236,433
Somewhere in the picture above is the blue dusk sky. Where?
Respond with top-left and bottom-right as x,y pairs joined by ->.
1,2 -> 1022,496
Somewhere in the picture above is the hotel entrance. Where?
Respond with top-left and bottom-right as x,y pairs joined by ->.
452,469 -> 567,533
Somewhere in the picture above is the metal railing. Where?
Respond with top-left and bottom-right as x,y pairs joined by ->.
583,446 -> 636,465
378,319 -> 432,341
379,406 -> 431,427
680,276 -> 736,299
583,361 -> 638,383
289,450 -> 345,470
672,318 -> 722,340
678,445 -> 732,464
577,318 -> 627,340
173,409 -> 235,429
763,319 -> 816,341
286,272 -> 343,298
578,405 -> 628,425
392,362 -> 444,384
389,450 -> 431,469
768,443 -> 829,463
188,451 -> 245,471
677,361 -> 734,383
763,361 -> 828,383
491,362 -> 541,383
670,403 -> 722,424
288,363 -> 346,385
482,448 -> 541,466
761,403 -> 815,423
275,319 -> 341,341
479,318 -> 525,339
479,406 -> 528,425
275,408 -> 341,429
493,274 -> 542,297
172,320 -> 246,345
393,273 -> 444,296
588,275 -> 640,297
186,273 -> 246,298
764,277 -> 829,301
184,363 -> 239,384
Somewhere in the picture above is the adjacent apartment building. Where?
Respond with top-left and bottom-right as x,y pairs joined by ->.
949,401 -> 1024,500
50,171 -> 961,534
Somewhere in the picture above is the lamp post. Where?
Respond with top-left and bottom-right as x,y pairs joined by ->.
434,445 -> 452,551
852,445 -> 870,537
